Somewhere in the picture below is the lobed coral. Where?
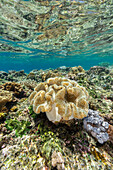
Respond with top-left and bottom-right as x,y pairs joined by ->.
22,79 -> 37,89
87,66 -> 109,76
29,77 -> 89,123
70,66 -> 85,74
0,90 -> 13,111
41,70 -> 62,82
2,82 -> 25,98
67,66 -> 86,81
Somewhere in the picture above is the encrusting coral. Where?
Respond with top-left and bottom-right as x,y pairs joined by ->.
29,77 -> 89,123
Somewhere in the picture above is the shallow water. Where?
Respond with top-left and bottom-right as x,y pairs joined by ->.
0,0 -> 113,72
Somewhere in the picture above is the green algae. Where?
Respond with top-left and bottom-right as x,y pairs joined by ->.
5,118 -> 31,137
40,131 -> 63,160
28,105 -> 37,120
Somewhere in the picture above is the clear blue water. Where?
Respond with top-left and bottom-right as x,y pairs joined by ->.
0,0 -> 113,72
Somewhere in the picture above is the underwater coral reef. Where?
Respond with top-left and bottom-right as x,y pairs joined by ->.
0,65 -> 113,169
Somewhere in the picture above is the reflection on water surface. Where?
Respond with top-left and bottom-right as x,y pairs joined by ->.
0,0 -> 113,71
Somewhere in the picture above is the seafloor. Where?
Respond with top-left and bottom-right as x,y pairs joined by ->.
0,65 -> 113,170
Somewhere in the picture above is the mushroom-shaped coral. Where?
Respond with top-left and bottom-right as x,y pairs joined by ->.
29,77 -> 89,123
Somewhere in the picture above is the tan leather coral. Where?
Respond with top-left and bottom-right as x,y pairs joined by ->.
29,77 -> 89,123
0,90 -> 13,111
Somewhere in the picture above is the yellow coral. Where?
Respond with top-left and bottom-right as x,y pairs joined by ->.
29,77 -> 89,123
0,112 -> 5,119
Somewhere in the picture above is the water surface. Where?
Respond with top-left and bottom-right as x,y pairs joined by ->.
0,0 -> 113,72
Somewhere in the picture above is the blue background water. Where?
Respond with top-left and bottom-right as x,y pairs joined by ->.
0,51 -> 113,73
0,52 -> 113,72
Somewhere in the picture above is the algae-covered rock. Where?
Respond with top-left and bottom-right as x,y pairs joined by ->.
0,135 -> 46,169
51,151 -> 65,170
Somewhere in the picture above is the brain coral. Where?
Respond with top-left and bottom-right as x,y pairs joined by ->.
29,77 -> 89,123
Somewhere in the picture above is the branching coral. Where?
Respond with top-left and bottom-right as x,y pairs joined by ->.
29,77 -> 89,123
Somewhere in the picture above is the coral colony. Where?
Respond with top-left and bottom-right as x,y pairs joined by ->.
29,77 -> 111,144
29,77 -> 89,123
83,109 -> 109,144
0,67 -> 113,169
